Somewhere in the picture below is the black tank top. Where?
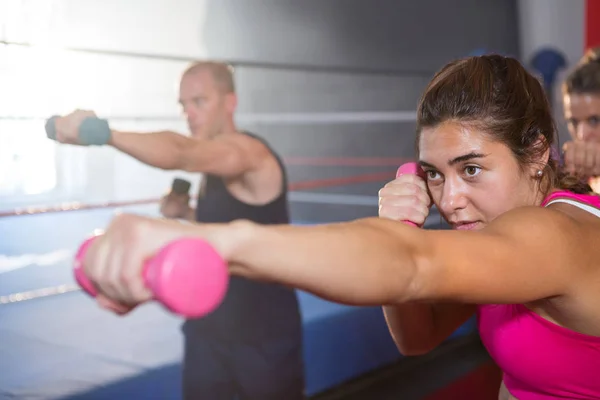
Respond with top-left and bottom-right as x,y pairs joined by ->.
182,132 -> 302,342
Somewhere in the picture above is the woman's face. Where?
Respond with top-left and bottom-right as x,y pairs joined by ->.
418,121 -> 542,231
563,92 -> 600,143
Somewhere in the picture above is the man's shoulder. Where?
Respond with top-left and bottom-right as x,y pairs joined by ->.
240,130 -> 271,148
222,131 -> 285,180
238,131 -> 282,160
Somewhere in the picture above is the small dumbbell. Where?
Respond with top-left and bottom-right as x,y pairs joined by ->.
171,178 -> 192,196
45,115 -> 111,145
74,235 -> 229,318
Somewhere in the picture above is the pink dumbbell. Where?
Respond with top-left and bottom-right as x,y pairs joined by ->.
73,236 -> 229,318
396,162 -> 427,228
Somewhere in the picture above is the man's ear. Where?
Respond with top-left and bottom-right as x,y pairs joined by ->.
224,93 -> 237,114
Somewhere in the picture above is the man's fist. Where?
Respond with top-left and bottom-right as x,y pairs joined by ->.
54,109 -> 97,145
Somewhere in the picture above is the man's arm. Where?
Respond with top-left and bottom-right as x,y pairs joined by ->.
159,194 -> 197,221
53,111 -> 271,178
109,130 -> 270,178
183,206 -> 196,221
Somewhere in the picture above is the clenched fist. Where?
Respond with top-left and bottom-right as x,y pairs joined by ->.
378,173 -> 431,226
160,193 -> 194,220
54,109 -> 97,145
563,141 -> 600,178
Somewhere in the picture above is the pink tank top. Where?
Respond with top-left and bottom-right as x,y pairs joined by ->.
477,191 -> 600,400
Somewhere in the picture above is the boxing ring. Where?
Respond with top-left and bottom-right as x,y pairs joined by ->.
0,38 -> 498,399
0,168 -> 487,399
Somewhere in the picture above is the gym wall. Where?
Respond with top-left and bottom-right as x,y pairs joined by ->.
0,0 -> 524,224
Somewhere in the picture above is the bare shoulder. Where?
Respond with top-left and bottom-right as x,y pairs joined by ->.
546,198 -> 600,228
223,133 -> 283,203
235,133 -> 277,168
486,204 -> 592,237
485,203 -> 600,269
223,131 -> 270,153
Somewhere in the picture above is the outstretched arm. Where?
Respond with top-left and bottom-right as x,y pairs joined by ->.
53,111 -> 270,178
82,205 -> 593,310
221,206 -> 588,305
109,130 -> 269,178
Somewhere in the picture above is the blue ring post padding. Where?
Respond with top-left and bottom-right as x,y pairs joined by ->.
45,116 -> 59,140
79,117 -> 111,145
530,47 -> 567,94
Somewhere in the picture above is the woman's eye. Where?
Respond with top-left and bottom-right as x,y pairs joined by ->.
464,166 -> 481,177
426,170 -> 441,180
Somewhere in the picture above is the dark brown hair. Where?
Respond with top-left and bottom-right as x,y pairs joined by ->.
563,47 -> 600,95
416,54 -> 591,194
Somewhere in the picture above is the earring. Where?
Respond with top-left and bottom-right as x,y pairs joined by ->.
536,170 -> 543,178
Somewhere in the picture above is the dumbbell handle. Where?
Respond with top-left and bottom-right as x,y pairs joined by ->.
171,178 -> 192,195
395,162 -> 425,227
45,115 -> 111,146
74,236 -> 229,318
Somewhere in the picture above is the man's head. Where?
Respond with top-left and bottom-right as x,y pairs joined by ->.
179,61 -> 237,139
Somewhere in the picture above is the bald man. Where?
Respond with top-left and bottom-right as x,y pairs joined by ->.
53,62 -> 305,400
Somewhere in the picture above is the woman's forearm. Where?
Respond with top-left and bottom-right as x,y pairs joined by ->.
383,303 -> 437,355
220,218 -> 425,306
383,302 -> 476,356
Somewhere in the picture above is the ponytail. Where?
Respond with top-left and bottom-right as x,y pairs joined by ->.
555,169 -> 593,194
580,47 -> 600,65
545,156 -> 593,194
